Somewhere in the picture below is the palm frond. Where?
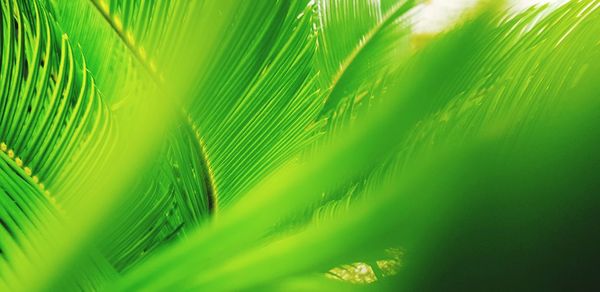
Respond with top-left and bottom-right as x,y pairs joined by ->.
1,0 -> 599,290
186,0 -> 323,208
0,0 -> 114,203
3,1 -> 241,290
0,0 -> 116,289
44,0 -> 195,107
100,117 -> 215,272
116,1 -> 600,289
115,7 -> 494,290
315,0 -> 414,118
34,0 -> 227,273
304,0 -> 599,238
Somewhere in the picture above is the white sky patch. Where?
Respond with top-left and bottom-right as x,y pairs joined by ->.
509,0 -> 570,11
412,0 -> 571,34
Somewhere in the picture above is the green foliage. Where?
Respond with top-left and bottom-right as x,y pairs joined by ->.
1,0 -> 599,290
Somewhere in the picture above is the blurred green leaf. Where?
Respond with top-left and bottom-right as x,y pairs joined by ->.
1,0 -> 599,291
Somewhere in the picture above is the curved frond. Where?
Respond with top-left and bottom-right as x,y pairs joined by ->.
2,0 -> 599,290
101,115 -> 215,272
187,0 -> 323,208
299,0 -> 600,238
0,0 -> 114,205
37,0 -> 222,273
44,0 -> 195,107
315,0 -> 414,117
0,150 -> 118,290
0,0 -> 117,289
115,2 -> 600,289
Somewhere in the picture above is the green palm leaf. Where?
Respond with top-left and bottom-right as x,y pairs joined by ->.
1,0 -> 599,290
0,0 -> 116,289
34,0 -> 222,273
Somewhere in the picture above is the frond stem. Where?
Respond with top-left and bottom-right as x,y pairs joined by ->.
88,0 -> 162,83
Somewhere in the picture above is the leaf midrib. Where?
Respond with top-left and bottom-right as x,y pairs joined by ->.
85,0 -> 217,212
88,0 -> 161,83
320,1 -> 414,116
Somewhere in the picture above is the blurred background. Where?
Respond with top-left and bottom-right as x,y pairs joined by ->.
414,0 -> 569,33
